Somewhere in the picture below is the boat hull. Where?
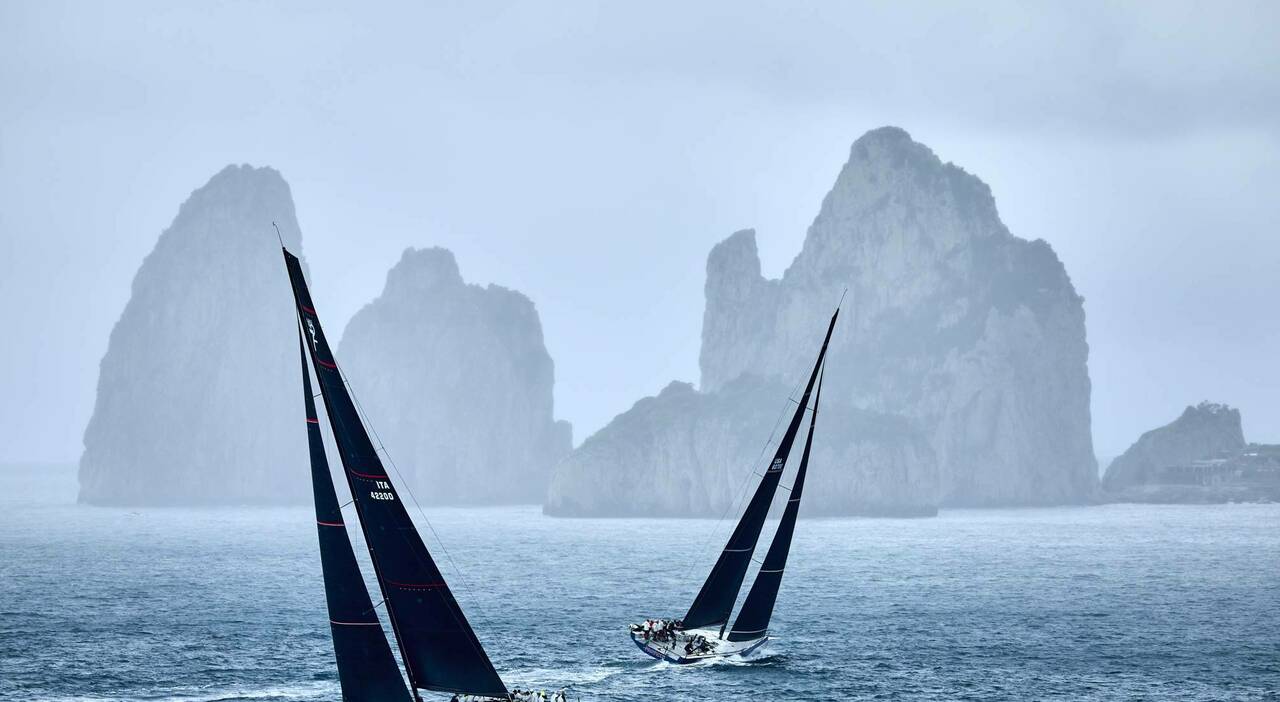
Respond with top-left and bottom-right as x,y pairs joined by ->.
630,629 -> 768,664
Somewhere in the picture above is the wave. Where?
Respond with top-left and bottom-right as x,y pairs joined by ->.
503,665 -> 625,692
32,681 -> 336,702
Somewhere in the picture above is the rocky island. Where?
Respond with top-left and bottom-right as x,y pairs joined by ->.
79,169 -> 570,507
547,126 -> 1099,517
338,247 -> 571,504
79,165 -> 306,505
1103,402 -> 1280,503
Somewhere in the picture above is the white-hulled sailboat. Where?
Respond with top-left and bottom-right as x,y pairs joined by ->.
630,306 -> 837,664
283,247 -> 565,702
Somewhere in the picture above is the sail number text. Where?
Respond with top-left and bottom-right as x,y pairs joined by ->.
370,481 -> 395,501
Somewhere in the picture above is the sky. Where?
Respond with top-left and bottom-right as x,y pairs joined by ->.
1,1 -> 1278,464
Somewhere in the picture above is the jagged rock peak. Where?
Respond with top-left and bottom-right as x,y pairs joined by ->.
704,229 -> 772,327
338,246 -> 570,505
659,380 -> 696,397
1162,401 -> 1243,438
837,127 -> 993,212
79,164 -> 305,505
173,164 -> 301,245
384,246 -> 465,297
789,126 -> 1004,285
841,125 -> 945,180
1185,401 -> 1237,418
707,229 -> 761,280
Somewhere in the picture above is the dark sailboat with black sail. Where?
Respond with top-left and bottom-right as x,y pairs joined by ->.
284,247 -> 563,701
629,306 -> 837,663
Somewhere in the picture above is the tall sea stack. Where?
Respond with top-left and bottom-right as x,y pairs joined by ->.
548,127 -> 1097,515
337,247 -> 571,504
79,165 -> 305,505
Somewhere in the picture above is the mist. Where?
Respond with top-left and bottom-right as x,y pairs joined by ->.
2,0 -> 1278,466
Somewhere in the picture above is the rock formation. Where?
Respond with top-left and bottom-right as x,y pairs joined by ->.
337,247 -> 571,504
80,165 -> 306,505
548,126 -> 1097,516
1102,402 -> 1245,492
545,377 -> 936,517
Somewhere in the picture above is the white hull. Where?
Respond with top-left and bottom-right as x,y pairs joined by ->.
459,691 -> 567,702
630,627 -> 768,664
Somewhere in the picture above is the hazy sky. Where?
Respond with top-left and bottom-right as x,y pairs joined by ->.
2,1 -> 1278,464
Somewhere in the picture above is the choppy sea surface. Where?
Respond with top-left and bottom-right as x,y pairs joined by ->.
2,463 -> 1277,701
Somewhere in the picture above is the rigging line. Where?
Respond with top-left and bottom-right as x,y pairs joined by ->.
734,370 -> 817,564
330,364 -> 500,685
688,369 -> 807,572
761,358 -> 828,515
700,372 -> 802,555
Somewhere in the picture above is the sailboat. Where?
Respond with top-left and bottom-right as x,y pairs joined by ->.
629,307 -> 838,664
283,247 -> 563,702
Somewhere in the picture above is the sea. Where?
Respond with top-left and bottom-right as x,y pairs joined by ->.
2,463 -> 1277,701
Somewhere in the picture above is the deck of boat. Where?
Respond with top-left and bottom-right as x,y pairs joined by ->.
629,627 -> 768,664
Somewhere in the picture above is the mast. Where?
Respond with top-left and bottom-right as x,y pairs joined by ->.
726,365 -> 824,642
682,307 -> 839,632
283,248 -> 509,700
299,334 -> 410,702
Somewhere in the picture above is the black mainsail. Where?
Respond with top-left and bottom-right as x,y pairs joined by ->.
682,308 -> 839,632
299,336 -> 410,702
284,248 -> 508,700
726,367 -> 823,642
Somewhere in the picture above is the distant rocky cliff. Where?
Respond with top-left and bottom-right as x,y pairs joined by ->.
338,248 -> 571,504
80,165 -> 305,505
1102,402 -> 1247,494
546,377 -> 936,517
700,127 -> 1097,506
548,127 -> 1097,516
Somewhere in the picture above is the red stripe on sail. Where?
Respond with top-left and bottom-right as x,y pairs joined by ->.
301,305 -> 316,314
317,359 -> 337,369
305,418 -> 319,424
388,581 -> 446,590
316,520 -> 344,527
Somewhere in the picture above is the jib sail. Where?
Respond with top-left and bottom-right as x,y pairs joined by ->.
299,335 -> 410,701
727,366 -> 824,642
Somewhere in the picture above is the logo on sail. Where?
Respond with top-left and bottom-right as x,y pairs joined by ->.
306,318 -> 319,347
768,457 -> 784,473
